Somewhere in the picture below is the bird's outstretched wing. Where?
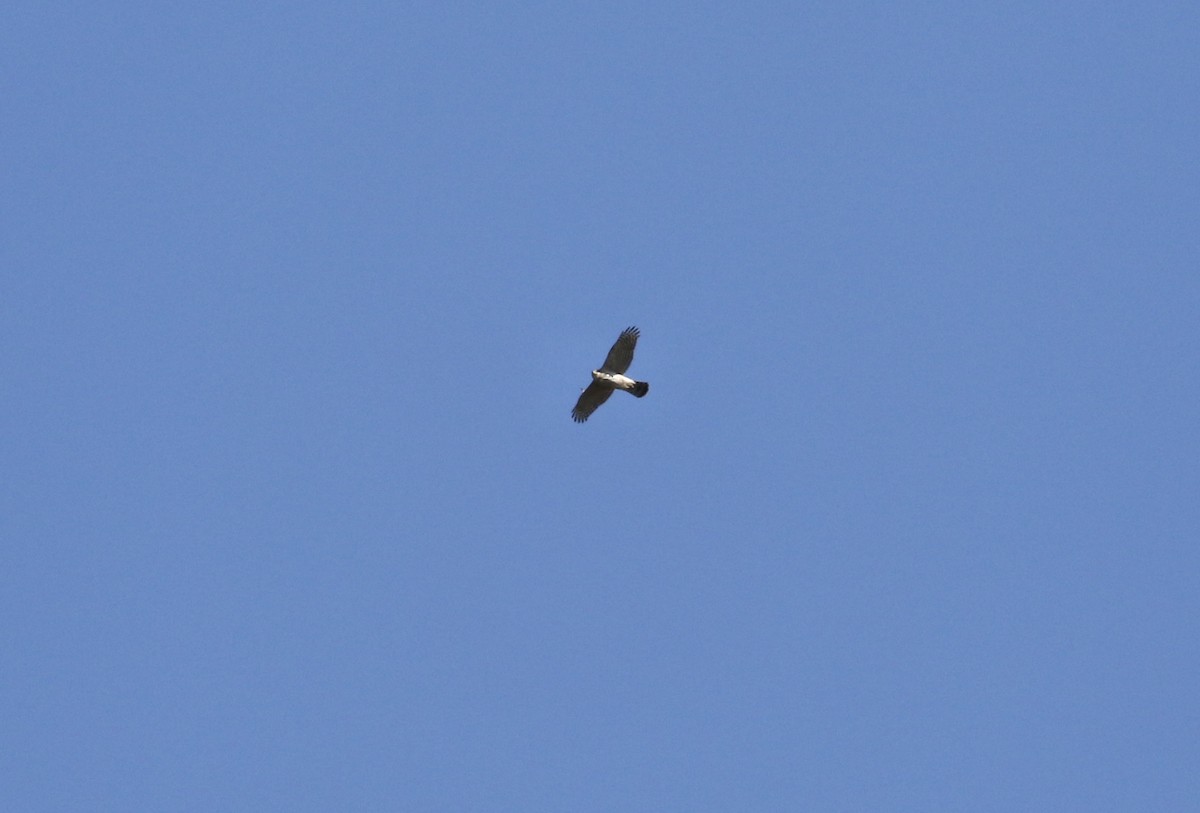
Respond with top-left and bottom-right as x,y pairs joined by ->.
600,326 -> 639,374
571,381 -> 613,423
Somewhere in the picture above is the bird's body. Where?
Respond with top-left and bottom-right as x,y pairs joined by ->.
571,327 -> 650,423
592,371 -> 641,390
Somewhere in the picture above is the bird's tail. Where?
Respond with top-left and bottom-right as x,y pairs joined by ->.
631,381 -> 649,397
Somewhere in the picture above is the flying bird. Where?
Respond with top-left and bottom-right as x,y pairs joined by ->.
571,326 -> 650,423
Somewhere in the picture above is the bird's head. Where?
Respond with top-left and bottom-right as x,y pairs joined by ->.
591,370 -> 603,381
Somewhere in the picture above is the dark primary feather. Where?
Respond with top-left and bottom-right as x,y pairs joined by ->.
600,326 -> 639,374
571,381 -> 613,423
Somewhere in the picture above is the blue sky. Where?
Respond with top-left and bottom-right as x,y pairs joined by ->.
4,3 -> 1197,810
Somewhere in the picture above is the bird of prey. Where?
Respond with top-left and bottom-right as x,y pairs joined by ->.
571,326 -> 650,423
